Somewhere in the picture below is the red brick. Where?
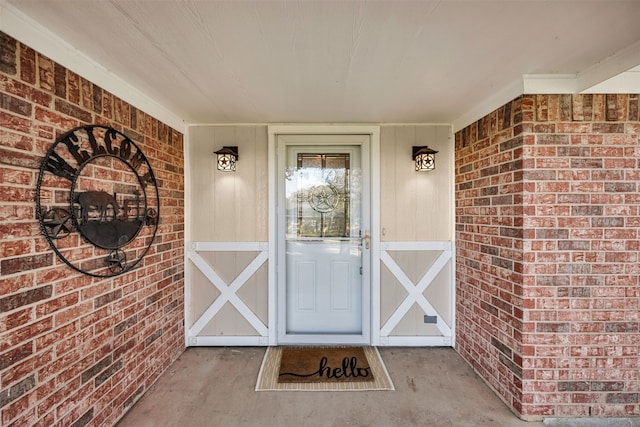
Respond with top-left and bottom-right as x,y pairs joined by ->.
606,393 -> 639,404
0,110 -> 32,133
53,63 -> 66,98
0,378 -> 35,423
53,301 -> 93,326
0,33 -> 17,75
1,348 -> 53,385
0,129 -> 33,152
0,92 -> 32,117
19,44 -> 36,84
0,286 -> 53,313
54,98 -> 92,122
0,185 -> 36,203
0,147 -> 41,170
34,105 -> 80,130
0,238 -> 32,258
94,289 -> 122,309
0,74 -> 53,107
35,292 -> 79,317
0,342 -> 32,371
1,307 -> 33,332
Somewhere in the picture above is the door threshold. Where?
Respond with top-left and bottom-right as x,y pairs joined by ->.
278,334 -> 370,346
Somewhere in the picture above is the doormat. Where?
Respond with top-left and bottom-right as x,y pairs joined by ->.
279,347 -> 373,383
255,347 -> 394,391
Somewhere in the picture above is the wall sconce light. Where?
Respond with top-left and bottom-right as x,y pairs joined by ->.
412,146 -> 438,172
214,146 -> 238,172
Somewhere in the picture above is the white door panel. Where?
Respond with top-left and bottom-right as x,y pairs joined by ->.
286,240 -> 361,333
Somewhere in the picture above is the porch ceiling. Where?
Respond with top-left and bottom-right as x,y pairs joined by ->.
4,0 -> 640,128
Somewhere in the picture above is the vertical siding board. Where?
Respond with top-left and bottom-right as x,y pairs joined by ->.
424,259 -> 453,324
379,125 -> 399,336
189,126 -> 216,239
212,126 -> 237,241
380,126 -> 396,241
438,124 -> 454,240
254,127 -> 269,241
235,126 -> 257,241
415,125 -> 434,239
189,258 -> 220,325
395,125 -> 417,241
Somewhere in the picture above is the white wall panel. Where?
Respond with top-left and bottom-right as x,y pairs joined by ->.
187,126 -> 269,344
189,125 -> 268,241
380,125 -> 452,241
186,124 -> 454,345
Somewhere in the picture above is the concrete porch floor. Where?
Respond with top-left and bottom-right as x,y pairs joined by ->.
116,347 -> 544,427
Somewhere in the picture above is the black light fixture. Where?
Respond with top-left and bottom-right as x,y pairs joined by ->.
214,146 -> 238,172
412,146 -> 438,172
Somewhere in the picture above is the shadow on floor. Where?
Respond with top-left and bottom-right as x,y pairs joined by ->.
116,347 -> 544,427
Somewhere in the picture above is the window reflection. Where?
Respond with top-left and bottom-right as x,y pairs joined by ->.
286,153 -> 350,238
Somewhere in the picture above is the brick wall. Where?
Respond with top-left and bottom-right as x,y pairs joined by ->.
0,32 -> 185,426
455,94 -> 640,419
455,97 -> 526,414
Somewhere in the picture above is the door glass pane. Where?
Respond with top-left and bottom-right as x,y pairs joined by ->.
289,153 -> 350,238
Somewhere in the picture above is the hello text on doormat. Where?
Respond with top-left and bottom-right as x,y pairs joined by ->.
277,347 -> 374,383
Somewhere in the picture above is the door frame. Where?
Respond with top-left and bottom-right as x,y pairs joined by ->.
278,137 -> 369,344
268,126 -> 381,346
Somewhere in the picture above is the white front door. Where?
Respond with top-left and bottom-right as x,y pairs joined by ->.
277,135 -> 370,344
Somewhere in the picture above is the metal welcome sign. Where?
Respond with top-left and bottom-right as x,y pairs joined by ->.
36,125 -> 160,277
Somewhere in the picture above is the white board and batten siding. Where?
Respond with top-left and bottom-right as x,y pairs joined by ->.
377,125 -> 454,347
185,124 -> 454,347
186,126 -> 270,346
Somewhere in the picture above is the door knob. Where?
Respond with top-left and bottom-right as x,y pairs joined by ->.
363,229 -> 370,250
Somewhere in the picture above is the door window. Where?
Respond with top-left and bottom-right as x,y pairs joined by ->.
289,153 -> 351,238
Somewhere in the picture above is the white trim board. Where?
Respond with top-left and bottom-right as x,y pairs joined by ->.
453,52 -> 640,131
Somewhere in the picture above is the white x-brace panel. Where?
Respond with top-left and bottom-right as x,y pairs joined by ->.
377,241 -> 454,347
185,240 -> 454,347
186,242 -> 269,346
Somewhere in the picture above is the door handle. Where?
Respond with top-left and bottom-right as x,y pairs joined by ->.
363,229 -> 370,250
